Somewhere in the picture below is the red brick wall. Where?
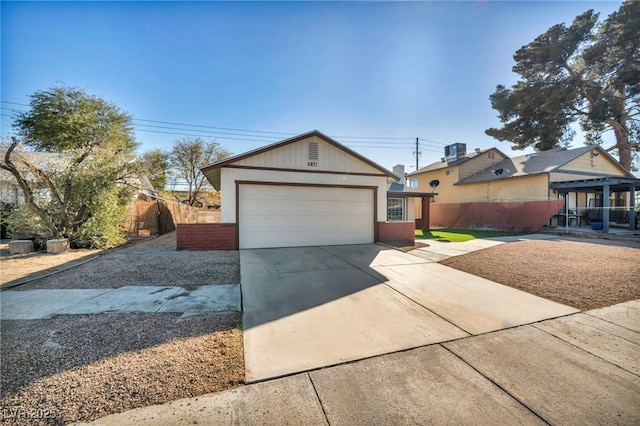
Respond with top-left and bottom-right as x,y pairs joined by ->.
377,222 -> 415,244
176,223 -> 237,250
429,199 -> 565,233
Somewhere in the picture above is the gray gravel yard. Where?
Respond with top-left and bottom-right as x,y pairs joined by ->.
1,232 -> 243,425
1,313 -> 243,425
13,232 -> 239,290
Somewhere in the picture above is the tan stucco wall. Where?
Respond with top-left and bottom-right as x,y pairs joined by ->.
416,171 -> 549,204
458,150 -> 508,180
406,197 -> 416,222
414,168 -> 460,200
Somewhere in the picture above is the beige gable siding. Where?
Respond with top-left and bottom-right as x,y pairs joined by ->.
458,150 -> 508,180
549,172 -> 608,182
230,135 -> 383,175
557,151 -> 628,178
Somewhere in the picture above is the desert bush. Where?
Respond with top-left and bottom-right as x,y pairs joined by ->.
5,205 -> 53,249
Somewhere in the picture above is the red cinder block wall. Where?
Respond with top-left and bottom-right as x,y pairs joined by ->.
176,224 -> 237,250
429,199 -> 564,233
377,222 -> 415,243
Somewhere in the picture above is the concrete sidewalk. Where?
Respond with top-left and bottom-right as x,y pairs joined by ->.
81,300 -> 640,426
0,285 -> 240,319
410,232 -> 561,261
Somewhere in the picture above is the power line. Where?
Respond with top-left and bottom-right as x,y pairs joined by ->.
1,99 -> 455,151
0,101 -> 29,107
419,138 -> 448,146
134,117 -> 415,141
134,123 -> 282,140
133,117 -> 296,137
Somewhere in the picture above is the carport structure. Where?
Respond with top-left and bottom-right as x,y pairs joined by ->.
550,176 -> 640,232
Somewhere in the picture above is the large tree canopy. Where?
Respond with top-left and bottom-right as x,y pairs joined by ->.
1,86 -> 138,248
486,0 -> 639,170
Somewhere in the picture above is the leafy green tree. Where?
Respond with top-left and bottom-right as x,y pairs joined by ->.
169,137 -> 230,206
140,148 -> 169,191
486,1 -> 639,170
1,86 -> 138,248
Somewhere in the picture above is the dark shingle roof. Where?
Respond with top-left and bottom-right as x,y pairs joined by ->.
456,145 -> 630,185
406,148 -> 507,176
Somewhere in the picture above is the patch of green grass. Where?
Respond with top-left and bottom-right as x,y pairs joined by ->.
415,228 -> 524,243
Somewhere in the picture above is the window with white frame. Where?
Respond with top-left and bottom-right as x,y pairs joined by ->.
387,197 -> 405,221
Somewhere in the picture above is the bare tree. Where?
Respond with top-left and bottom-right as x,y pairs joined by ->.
169,137 -> 230,206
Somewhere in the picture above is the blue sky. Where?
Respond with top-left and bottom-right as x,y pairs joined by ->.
1,1 -> 623,171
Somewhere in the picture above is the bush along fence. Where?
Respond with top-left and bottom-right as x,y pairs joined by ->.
126,194 -> 218,237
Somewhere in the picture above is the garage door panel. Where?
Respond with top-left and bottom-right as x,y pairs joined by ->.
241,230 -> 372,248
244,186 -> 372,201
239,185 -> 374,249
243,201 -> 372,217
242,216 -> 372,233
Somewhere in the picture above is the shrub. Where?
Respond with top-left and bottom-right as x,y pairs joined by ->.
6,205 -> 53,249
0,202 -> 15,239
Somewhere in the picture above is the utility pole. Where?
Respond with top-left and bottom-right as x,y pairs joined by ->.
413,137 -> 421,170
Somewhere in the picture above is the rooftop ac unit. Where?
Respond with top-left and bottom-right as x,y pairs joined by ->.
444,143 -> 467,160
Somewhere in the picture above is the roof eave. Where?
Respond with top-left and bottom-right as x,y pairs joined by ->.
387,190 -> 438,197
200,130 -> 397,179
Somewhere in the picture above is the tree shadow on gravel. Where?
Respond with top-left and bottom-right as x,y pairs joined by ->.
4,232 -> 240,290
0,311 -> 244,425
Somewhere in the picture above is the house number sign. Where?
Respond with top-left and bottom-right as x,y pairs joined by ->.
307,161 -> 318,167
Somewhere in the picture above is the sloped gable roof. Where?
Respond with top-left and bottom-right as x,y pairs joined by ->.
201,130 -> 397,189
406,147 -> 508,176
457,145 -> 632,185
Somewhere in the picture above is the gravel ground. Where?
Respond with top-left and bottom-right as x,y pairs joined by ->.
9,232 -> 239,290
1,233 -> 243,425
0,248 -> 101,286
1,313 -> 244,426
2,233 -> 638,425
440,237 -> 640,310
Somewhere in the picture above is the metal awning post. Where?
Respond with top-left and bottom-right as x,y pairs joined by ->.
565,194 -> 569,233
630,186 -> 636,230
603,184 -> 610,233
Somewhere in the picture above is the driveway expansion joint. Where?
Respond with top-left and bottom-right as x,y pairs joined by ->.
307,373 -> 331,426
441,342 -> 553,426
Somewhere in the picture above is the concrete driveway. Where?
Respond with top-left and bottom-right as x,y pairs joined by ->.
241,244 -> 578,382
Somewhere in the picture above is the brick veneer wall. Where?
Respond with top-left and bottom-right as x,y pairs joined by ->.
377,221 -> 415,244
176,223 -> 237,250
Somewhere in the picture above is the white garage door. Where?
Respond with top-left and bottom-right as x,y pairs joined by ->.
239,184 -> 374,249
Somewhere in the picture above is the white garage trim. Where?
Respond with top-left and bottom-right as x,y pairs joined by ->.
236,181 -> 377,249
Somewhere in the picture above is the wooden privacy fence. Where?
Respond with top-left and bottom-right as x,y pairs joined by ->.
126,195 -> 219,236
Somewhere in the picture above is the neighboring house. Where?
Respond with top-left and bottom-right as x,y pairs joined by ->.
0,150 -> 67,205
177,130 -> 434,250
408,143 -> 639,232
